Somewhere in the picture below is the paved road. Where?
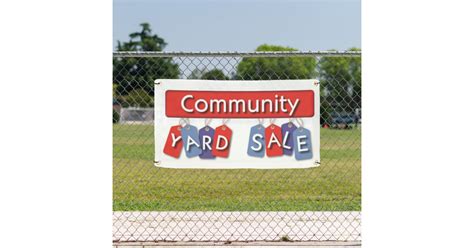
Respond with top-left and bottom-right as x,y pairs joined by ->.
113,241 -> 361,247
113,211 -> 361,243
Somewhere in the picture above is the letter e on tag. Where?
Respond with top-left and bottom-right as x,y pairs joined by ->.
265,124 -> 283,157
293,127 -> 313,161
163,125 -> 183,158
212,125 -> 232,158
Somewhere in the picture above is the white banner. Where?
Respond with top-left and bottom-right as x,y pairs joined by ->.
154,79 -> 320,169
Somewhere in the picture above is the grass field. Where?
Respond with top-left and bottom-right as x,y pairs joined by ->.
113,124 -> 361,211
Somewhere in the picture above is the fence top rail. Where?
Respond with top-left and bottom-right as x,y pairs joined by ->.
113,50 -> 361,58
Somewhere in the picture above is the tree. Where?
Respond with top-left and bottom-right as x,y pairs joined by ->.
235,44 -> 317,80
122,89 -> 154,108
201,69 -> 229,80
318,47 -> 361,114
188,68 -> 206,79
113,23 -> 179,97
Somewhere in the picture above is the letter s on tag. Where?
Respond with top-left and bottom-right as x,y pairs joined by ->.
265,124 -> 283,157
181,124 -> 202,158
293,127 -> 313,161
247,124 -> 265,157
212,125 -> 232,158
163,125 -> 183,158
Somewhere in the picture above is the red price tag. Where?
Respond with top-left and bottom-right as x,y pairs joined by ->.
212,125 -> 232,158
163,125 -> 183,158
265,124 -> 283,157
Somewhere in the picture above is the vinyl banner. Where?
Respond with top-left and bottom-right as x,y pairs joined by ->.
154,79 -> 320,169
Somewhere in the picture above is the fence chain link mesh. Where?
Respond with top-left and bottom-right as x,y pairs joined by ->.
113,51 -> 361,243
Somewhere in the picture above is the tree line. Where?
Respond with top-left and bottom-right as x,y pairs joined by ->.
113,23 -> 361,124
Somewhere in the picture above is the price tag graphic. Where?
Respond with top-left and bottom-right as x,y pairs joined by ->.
181,124 -> 202,158
163,125 -> 183,158
281,122 -> 297,156
265,123 -> 283,157
293,127 -> 313,161
199,126 -> 215,159
247,124 -> 266,158
212,124 -> 232,158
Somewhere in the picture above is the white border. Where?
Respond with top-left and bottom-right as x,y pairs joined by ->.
154,79 -> 320,169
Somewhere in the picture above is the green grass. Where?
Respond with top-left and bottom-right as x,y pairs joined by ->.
113,124 -> 361,211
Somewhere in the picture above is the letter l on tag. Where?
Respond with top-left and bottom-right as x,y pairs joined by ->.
281,122 -> 297,156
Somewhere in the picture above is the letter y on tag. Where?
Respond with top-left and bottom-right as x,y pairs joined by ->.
163,125 -> 183,158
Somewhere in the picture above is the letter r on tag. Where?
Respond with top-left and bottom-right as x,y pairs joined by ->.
199,126 -> 215,159
163,125 -> 183,158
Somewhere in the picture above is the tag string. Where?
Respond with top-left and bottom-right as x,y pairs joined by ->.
222,119 -> 230,125
258,118 -> 265,125
296,118 -> 304,128
204,118 -> 212,126
179,118 -> 189,127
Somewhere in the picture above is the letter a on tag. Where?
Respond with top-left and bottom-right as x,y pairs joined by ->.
265,124 -> 283,157
247,124 -> 265,157
293,127 -> 313,161
199,126 -> 215,159
163,125 -> 183,158
212,125 -> 232,158
181,124 -> 202,158
281,122 -> 297,156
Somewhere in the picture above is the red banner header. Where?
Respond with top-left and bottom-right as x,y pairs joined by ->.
165,90 -> 315,118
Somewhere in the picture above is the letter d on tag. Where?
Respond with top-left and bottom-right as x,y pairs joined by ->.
212,125 -> 232,158
247,124 -> 265,157
293,127 -> 313,161
181,124 -> 202,158
163,125 -> 183,158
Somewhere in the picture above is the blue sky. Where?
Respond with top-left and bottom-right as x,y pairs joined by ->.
113,0 -> 360,51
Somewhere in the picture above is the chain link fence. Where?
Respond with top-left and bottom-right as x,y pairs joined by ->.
113,51 -> 361,243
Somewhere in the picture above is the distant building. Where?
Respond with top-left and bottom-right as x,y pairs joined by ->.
113,98 -> 122,113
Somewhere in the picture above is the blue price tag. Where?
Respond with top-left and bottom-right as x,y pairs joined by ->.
281,122 -> 297,156
181,124 -> 202,158
199,126 -> 215,159
293,127 -> 313,161
247,124 -> 265,158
